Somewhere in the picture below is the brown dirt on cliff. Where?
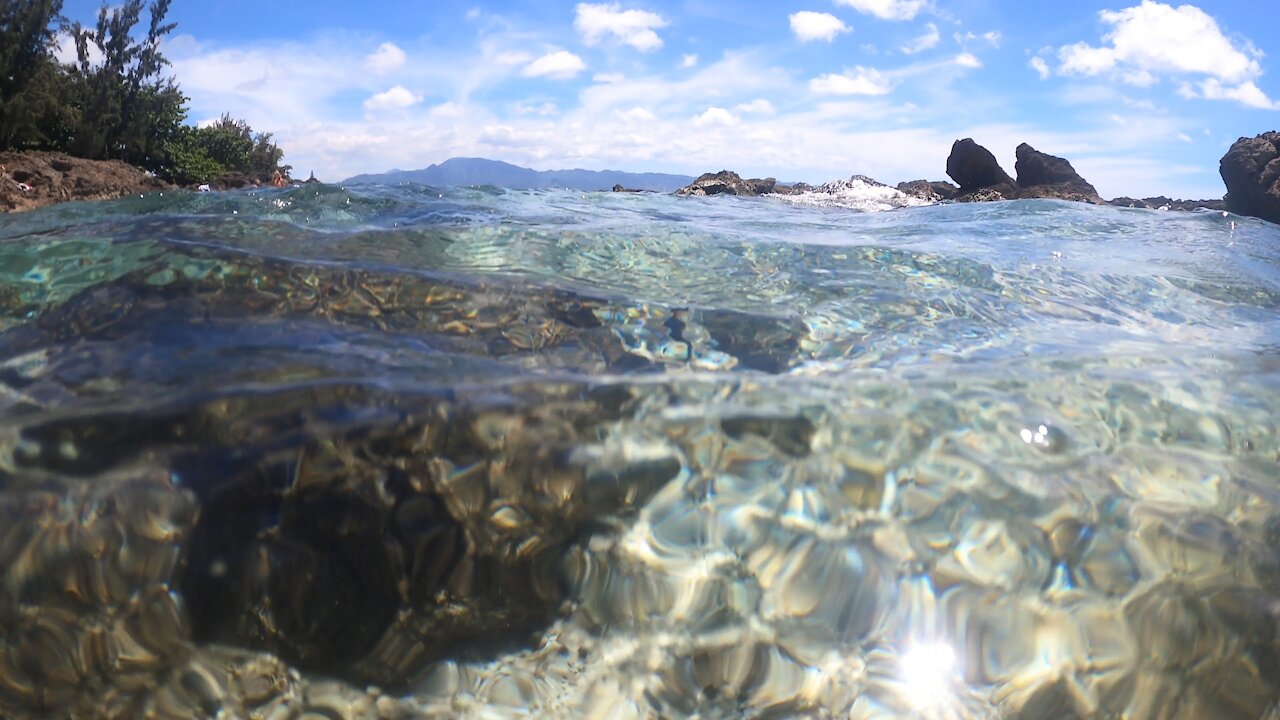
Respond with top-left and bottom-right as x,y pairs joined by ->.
0,150 -> 172,213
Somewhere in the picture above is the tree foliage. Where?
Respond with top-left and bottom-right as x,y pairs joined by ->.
0,0 -> 288,184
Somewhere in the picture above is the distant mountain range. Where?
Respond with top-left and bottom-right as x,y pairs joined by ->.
343,157 -> 695,192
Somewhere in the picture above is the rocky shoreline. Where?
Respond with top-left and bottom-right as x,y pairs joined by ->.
0,150 -> 313,214
5,133 -> 1279,226
674,132 -> 1280,225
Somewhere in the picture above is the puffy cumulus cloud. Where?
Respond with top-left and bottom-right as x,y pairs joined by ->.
1057,1 -> 1275,107
1029,56 -> 1050,80
364,42 -> 406,74
789,11 -> 850,43
692,107 -> 738,127
954,53 -> 982,69
364,85 -> 421,111
834,0 -> 927,21
901,23 -> 938,54
1194,78 -> 1279,110
681,54 -> 698,68
809,67 -> 891,95
523,51 -> 586,79
735,98 -> 776,114
574,3 -> 667,52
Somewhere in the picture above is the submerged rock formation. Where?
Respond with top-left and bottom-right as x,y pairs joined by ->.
1220,131 -> 1280,225
675,170 -> 777,196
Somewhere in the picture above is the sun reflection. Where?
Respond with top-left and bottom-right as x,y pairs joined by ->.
899,641 -> 959,710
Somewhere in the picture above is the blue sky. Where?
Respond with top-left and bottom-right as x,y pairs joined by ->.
59,0 -> 1280,197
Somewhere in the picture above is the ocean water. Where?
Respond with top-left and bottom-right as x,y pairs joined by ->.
1,183 -> 1279,719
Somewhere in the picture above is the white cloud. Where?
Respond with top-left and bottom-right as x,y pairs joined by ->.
1177,132 -> 1192,142
954,52 -> 982,69
574,2 -> 667,52
834,0 -> 927,21
53,32 -> 104,66
810,67 -> 892,95
954,31 -> 1002,47
364,85 -> 421,111
593,72 -> 626,83
523,51 -> 586,79
789,11 -> 850,43
495,51 -> 534,65
735,98 -> 776,114
429,101 -> 466,117
681,54 -> 698,68
614,106 -> 657,122
1196,78 -> 1280,110
514,101 -> 559,116
1057,1 -> 1275,108
901,23 -> 938,54
693,107 -> 738,127
1029,56 -> 1050,80
364,42 -> 406,74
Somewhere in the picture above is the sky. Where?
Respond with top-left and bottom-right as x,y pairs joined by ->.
58,0 -> 1280,198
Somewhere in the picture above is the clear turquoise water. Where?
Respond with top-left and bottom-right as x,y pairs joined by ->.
1,184 -> 1278,718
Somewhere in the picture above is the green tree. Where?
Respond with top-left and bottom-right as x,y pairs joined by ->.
68,0 -> 178,168
0,0 -> 67,148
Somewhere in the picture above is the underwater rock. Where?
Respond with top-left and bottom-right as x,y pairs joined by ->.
1220,130 -> 1280,224
0,379 -> 681,714
675,170 -> 777,197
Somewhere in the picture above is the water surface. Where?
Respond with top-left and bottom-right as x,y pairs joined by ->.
1,184 -> 1278,719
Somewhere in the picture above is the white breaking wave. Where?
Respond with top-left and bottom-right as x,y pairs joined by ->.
769,175 -> 933,212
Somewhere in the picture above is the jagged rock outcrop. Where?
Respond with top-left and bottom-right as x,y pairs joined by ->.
675,170 -> 777,196
0,150 -> 170,213
1220,131 -> 1280,225
945,139 -> 1016,196
944,139 -> 1106,205
897,179 -> 958,202
1014,143 -> 1104,204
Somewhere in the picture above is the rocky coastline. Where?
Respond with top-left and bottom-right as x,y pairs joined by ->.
0,150 -> 313,214
5,132 -> 1279,226
674,132 -> 1280,225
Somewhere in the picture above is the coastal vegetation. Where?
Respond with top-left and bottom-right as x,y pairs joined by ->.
0,0 -> 288,184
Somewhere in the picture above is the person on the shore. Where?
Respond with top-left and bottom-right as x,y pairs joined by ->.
271,170 -> 287,188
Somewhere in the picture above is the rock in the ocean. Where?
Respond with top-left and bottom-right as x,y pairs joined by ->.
676,170 -> 777,196
897,179 -> 959,202
945,138 -> 1016,193
1013,143 -> 1104,204
1220,131 -> 1280,225
1109,196 -> 1227,212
